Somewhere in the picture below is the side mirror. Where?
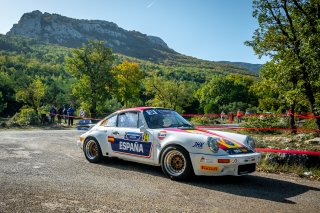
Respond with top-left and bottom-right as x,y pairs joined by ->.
139,125 -> 147,132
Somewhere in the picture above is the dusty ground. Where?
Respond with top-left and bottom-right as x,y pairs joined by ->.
0,130 -> 319,212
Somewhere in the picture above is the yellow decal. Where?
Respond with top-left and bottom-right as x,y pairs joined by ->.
200,165 -> 218,171
142,133 -> 149,142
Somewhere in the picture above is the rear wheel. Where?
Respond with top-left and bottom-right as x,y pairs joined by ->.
161,145 -> 192,180
84,137 -> 102,163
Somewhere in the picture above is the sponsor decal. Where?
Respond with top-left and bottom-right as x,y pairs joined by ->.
145,110 -> 158,115
192,142 -> 204,149
200,165 -> 218,171
125,132 -> 142,141
200,156 -> 205,163
142,133 -> 149,142
158,131 -> 167,140
111,138 -> 152,158
108,136 -> 115,143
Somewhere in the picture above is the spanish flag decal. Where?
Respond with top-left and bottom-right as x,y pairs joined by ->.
108,136 -> 115,143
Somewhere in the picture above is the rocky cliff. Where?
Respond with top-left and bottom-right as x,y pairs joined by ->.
7,10 -> 176,61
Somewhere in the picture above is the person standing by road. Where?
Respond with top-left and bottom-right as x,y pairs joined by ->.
79,108 -> 86,118
57,106 -> 63,125
63,105 -> 68,124
49,106 -> 57,123
229,112 -> 234,123
67,106 -> 75,126
237,109 -> 243,123
220,111 -> 226,121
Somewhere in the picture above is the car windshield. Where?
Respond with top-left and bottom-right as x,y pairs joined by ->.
143,109 -> 193,129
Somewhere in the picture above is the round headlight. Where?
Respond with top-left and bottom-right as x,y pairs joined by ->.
207,137 -> 219,153
246,136 -> 256,150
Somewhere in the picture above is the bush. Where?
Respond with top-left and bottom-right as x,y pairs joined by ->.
7,107 -> 39,126
241,115 -> 289,134
190,115 -> 220,126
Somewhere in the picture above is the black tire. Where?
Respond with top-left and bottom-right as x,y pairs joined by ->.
161,145 -> 193,180
83,137 -> 103,163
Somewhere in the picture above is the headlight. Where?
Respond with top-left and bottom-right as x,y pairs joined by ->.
245,136 -> 256,150
207,137 -> 219,153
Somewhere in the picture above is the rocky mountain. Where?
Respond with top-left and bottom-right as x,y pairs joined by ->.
7,11 -> 261,75
7,10 -> 176,62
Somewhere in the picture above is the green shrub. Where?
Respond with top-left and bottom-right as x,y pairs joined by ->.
190,115 -> 220,126
7,107 -> 39,126
241,115 -> 289,134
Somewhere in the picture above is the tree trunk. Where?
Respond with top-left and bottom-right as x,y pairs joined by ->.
289,104 -> 297,134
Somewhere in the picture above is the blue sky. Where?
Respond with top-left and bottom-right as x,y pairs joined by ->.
0,0 -> 268,64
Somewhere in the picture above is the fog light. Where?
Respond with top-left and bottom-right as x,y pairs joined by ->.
80,137 -> 85,142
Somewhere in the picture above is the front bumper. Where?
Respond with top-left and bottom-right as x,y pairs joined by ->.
77,140 -> 83,150
190,152 -> 261,176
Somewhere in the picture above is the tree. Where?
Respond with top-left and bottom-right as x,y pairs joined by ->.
196,74 -> 257,113
113,61 -> 144,107
66,40 -> 115,117
144,76 -> 195,113
16,76 -> 46,115
246,0 -> 320,129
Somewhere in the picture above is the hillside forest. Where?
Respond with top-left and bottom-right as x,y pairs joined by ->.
0,0 -> 319,131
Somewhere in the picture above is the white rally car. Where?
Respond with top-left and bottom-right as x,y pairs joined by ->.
77,107 -> 261,180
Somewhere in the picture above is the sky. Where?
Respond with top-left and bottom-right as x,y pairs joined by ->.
0,0 -> 268,64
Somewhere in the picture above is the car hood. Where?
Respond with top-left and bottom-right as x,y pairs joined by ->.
159,128 -> 253,155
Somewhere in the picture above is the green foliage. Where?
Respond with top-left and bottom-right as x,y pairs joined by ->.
113,61 -> 144,107
190,116 -> 220,126
196,74 -> 258,113
66,40 -> 116,116
144,76 -> 195,113
15,76 -> 46,115
246,0 -> 320,129
241,115 -> 289,134
8,107 -> 39,126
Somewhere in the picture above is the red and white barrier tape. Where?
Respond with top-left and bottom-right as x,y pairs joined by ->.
255,148 -> 320,156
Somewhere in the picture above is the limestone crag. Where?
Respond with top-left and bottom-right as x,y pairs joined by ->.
8,10 -> 175,61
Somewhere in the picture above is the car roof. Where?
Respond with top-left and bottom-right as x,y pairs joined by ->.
116,107 -> 171,113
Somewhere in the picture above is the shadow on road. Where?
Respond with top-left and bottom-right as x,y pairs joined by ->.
98,158 -> 319,204
185,175 -> 319,204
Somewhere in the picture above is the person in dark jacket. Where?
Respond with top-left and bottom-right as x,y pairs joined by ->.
67,106 -> 75,126
57,106 -> 63,125
49,106 -> 57,123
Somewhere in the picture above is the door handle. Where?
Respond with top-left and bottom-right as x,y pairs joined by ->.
112,131 -> 119,135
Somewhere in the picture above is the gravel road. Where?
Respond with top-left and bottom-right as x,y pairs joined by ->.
0,130 -> 319,212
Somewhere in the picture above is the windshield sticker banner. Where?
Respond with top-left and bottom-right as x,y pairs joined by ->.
111,138 -> 152,158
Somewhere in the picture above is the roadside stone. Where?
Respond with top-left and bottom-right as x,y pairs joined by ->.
304,137 -> 320,145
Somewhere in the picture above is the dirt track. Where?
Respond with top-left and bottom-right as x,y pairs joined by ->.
0,130 -> 319,212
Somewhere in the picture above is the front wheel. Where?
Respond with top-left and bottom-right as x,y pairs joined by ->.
83,137 -> 102,163
161,146 -> 193,180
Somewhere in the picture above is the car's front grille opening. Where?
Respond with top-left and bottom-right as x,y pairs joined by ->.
238,163 -> 256,175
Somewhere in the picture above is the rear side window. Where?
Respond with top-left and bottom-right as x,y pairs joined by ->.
102,115 -> 117,127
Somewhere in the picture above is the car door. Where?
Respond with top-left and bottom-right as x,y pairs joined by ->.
110,111 -> 154,164
96,114 -> 118,156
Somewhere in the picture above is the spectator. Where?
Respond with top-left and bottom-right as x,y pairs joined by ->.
67,105 -> 75,126
229,112 -> 234,123
220,111 -> 226,121
79,108 -> 86,118
57,106 -> 63,125
63,105 -> 68,124
237,109 -> 243,123
49,106 -> 57,123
